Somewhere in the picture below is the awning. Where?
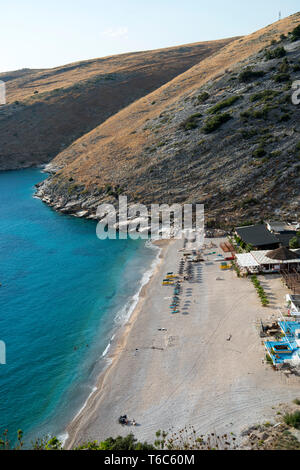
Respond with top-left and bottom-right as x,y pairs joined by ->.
235,253 -> 260,268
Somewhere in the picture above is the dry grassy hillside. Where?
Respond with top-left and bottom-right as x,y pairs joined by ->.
0,39 -> 234,170
37,13 -> 300,224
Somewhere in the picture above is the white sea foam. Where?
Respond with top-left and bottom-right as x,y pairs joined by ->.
66,241 -> 161,432
102,333 -> 116,357
58,431 -> 69,447
71,386 -> 98,423
114,241 -> 161,325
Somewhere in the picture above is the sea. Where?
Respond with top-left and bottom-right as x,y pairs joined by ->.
0,168 -> 158,446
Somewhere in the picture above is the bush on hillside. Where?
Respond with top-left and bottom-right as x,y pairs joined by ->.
253,147 -> 267,158
265,46 -> 286,60
250,89 -> 280,103
202,112 -> 232,133
239,68 -> 265,82
180,113 -> 202,131
290,24 -> 300,42
208,95 -> 240,114
279,58 -> 289,73
274,73 -> 290,83
198,92 -> 210,103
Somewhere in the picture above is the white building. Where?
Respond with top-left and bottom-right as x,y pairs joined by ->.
235,247 -> 300,274
286,294 -> 300,316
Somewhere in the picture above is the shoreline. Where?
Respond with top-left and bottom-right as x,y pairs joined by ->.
65,239 -> 171,449
65,236 -> 300,448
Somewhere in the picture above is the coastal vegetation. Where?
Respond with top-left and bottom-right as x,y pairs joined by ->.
251,275 -> 270,307
284,411 -> 300,429
4,403 -> 300,450
0,429 -> 238,451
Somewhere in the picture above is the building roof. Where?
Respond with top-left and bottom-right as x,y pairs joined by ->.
235,225 -> 279,247
277,231 -> 298,247
252,250 -> 300,265
235,253 -> 260,268
267,221 -> 287,232
267,246 -> 299,261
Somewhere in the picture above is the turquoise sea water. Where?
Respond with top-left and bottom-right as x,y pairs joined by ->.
0,169 -> 157,444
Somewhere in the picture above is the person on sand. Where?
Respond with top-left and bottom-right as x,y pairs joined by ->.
132,419 -> 136,426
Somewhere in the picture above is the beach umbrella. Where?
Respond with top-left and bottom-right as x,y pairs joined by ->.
266,246 -> 299,261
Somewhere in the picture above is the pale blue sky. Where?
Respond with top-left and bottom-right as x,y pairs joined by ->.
0,0 -> 299,72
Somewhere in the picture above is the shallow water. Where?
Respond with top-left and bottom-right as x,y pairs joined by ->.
0,169 -> 157,444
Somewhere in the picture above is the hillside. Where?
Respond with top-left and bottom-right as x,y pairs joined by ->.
0,38 -> 234,170
36,13 -> 300,225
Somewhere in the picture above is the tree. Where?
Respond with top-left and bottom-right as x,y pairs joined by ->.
290,24 -> 300,42
75,434 -> 154,451
289,237 -> 300,249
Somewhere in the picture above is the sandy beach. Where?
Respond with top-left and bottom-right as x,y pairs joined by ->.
66,237 -> 300,448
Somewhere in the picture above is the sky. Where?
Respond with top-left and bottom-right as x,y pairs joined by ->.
0,0 -> 299,73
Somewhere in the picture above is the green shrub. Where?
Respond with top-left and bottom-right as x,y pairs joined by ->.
208,95 -> 240,114
198,92 -> 209,103
284,411 -> 300,429
239,68 -> 265,82
241,128 -> 258,138
280,113 -> 291,122
290,237 -> 300,249
266,354 -> 273,364
249,89 -> 280,103
203,112 -> 232,133
251,276 -> 269,306
290,24 -> 300,42
274,73 -> 290,83
252,107 -> 270,120
265,46 -> 286,60
241,106 -> 273,120
180,113 -> 202,131
240,110 -> 251,120
76,434 -> 154,451
279,58 -> 289,73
